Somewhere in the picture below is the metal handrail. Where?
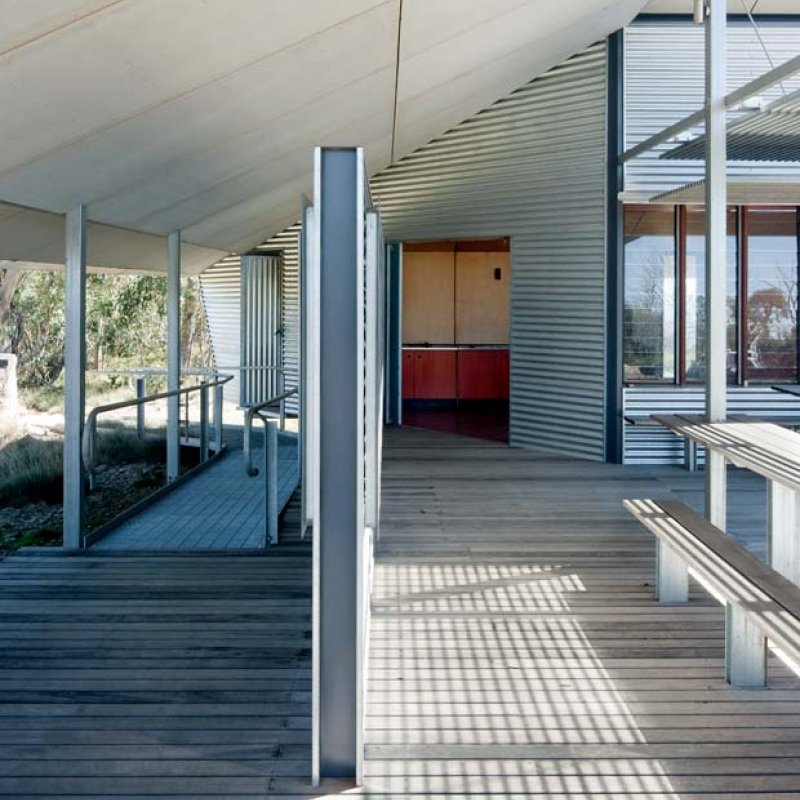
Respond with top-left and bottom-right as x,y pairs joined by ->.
243,387 -> 299,477
82,373 -> 233,477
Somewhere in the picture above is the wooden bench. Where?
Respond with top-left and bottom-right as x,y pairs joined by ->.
624,497 -> 800,688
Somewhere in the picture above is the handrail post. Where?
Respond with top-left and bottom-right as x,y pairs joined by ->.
87,415 -> 97,492
279,370 -> 286,431
266,417 -> 279,546
199,382 -> 209,462
136,376 -> 146,441
214,382 -> 224,453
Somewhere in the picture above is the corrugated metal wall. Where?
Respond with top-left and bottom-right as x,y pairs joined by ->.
240,254 -> 282,406
372,44 -> 609,460
202,45 -> 609,459
201,225 -> 300,409
625,19 -> 800,197
623,386 -> 800,465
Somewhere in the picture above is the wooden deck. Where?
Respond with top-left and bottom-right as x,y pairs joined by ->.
364,426 -> 800,799
0,499 -> 317,798
3,425 -> 800,798
94,428 -> 299,550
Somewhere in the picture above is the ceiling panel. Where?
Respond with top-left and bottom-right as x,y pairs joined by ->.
0,0 -> 650,263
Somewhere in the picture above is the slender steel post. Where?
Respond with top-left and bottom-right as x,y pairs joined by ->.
167,231 -> 181,482
365,212 -> 379,532
199,382 -> 209,462
266,417 -> 279,546
136,376 -> 146,440
704,0 -> 727,529
63,205 -> 87,549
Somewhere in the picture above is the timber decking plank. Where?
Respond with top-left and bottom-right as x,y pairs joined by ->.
363,426 -> 800,798
0,496 -> 313,797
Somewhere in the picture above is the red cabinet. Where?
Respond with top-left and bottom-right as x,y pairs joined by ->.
402,349 -> 457,399
402,348 -> 509,400
457,350 -> 509,400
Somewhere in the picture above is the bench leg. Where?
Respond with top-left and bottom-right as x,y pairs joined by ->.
726,604 -> 767,688
656,540 -> 689,603
683,439 -> 698,471
768,481 -> 800,585
705,449 -> 726,530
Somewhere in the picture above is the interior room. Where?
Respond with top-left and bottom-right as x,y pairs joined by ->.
401,239 -> 510,442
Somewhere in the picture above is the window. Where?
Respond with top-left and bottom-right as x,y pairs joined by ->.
623,205 -> 800,385
624,207 -> 676,382
746,209 -> 800,382
683,208 -> 738,383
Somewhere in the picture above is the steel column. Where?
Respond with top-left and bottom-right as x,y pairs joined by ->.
704,0 -> 727,530
63,205 -> 87,549
167,231 -> 181,483
314,147 -> 362,783
385,243 -> 402,426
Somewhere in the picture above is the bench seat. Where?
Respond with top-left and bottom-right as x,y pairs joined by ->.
624,498 -> 800,687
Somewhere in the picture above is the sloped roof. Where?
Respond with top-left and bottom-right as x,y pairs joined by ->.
0,0 -> 647,270
663,89 -> 800,163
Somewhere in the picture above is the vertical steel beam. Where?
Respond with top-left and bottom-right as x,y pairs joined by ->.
365,212 -> 380,532
605,29 -> 625,464
704,0 -> 727,529
63,204 -> 87,549
385,243 -> 403,425
167,232 -> 181,483
314,147 -> 363,782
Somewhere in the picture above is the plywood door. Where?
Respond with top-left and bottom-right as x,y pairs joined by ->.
455,251 -> 510,345
402,251 -> 455,345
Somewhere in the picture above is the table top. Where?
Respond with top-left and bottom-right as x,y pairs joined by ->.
652,412 -> 800,490
773,384 -> 800,397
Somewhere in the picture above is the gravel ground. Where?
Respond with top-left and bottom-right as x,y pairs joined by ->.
0,460 -> 165,556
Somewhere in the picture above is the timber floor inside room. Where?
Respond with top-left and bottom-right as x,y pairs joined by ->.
364,426 -> 800,799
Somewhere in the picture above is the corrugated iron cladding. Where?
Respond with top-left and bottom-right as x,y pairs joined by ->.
204,44 -> 608,459
625,20 -> 800,196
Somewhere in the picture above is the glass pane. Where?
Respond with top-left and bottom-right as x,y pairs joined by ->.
684,208 -> 738,383
624,207 -> 676,382
746,209 -> 799,382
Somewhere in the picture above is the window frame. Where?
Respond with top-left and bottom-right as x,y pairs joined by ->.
623,203 -> 800,387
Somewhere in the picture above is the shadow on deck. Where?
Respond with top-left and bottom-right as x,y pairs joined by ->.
364,426 -> 800,798
1,425 -> 797,798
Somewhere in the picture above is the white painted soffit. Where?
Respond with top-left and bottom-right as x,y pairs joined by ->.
0,203 -> 226,274
0,0 -> 648,259
642,0 -> 800,12
621,177 -> 800,205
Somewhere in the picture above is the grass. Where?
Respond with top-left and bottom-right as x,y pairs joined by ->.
20,376 -> 143,414
0,422 -> 166,507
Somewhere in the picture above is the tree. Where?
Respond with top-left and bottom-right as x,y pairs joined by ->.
0,263 -> 23,351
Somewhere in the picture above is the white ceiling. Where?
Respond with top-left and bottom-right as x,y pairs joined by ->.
0,0 -> 658,270
642,1 -> 800,13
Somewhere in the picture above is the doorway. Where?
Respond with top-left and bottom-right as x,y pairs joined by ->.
401,239 -> 510,442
